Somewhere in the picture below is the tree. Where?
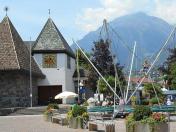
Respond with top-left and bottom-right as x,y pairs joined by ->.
76,49 -> 91,69
169,63 -> 176,88
97,76 -> 116,95
142,83 -> 164,104
143,83 -> 163,98
91,39 -> 115,76
87,39 -> 125,93
159,48 -> 176,89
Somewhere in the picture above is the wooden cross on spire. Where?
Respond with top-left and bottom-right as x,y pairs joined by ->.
4,6 -> 9,16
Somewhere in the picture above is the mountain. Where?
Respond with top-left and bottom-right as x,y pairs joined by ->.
72,12 -> 173,67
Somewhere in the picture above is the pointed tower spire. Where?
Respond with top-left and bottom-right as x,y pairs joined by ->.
33,18 -> 75,58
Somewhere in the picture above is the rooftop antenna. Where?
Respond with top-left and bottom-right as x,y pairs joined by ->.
48,9 -> 51,18
4,6 -> 9,16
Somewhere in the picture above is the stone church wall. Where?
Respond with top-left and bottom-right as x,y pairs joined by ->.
0,71 -> 38,108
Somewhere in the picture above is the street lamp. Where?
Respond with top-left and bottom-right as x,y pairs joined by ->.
29,37 -> 32,107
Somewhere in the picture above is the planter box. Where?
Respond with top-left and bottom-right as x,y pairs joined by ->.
127,122 -> 168,132
44,114 -> 52,122
69,117 -> 83,129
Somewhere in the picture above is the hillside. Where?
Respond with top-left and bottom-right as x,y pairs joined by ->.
72,12 -> 173,67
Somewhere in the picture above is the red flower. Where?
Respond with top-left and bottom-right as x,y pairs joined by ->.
152,113 -> 166,121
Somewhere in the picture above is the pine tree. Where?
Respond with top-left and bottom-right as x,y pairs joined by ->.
87,39 -> 125,92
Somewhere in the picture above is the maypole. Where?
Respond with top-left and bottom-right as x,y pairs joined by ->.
103,19 -> 124,99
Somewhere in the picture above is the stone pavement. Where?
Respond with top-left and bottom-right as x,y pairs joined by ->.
0,115 -> 175,132
0,115 -> 125,132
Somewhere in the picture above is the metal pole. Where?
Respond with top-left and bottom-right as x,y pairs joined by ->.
29,37 -> 32,107
76,50 -> 80,103
74,40 -> 121,100
126,26 -> 176,104
105,21 -> 124,99
114,76 -> 117,114
125,42 -> 136,102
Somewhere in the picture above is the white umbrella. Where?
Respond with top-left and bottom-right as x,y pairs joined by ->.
87,97 -> 96,103
161,87 -> 168,92
55,91 -> 78,99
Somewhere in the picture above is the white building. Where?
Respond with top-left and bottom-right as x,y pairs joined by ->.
32,17 -> 76,104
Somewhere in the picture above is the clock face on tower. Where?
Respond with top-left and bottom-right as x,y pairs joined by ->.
43,54 -> 57,68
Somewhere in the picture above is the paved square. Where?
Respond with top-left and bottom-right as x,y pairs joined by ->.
0,115 -> 175,132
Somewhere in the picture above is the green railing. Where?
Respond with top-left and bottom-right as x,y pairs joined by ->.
87,105 -> 176,113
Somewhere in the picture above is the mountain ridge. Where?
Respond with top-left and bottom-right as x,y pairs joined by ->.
72,12 -> 173,66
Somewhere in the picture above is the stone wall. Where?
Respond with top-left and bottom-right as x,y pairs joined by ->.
0,71 -> 38,108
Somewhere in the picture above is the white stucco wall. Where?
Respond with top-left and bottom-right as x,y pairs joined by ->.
64,57 -> 75,103
33,53 -> 75,104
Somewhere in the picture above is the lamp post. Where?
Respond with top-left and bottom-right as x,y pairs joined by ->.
29,37 -> 32,107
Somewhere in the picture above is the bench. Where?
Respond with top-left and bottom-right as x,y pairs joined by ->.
51,114 -> 68,126
88,112 -> 113,121
88,121 -> 97,131
88,121 -> 115,132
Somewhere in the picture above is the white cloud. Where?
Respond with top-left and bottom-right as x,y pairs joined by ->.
76,0 -> 176,33
76,0 -> 133,32
152,0 -> 176,24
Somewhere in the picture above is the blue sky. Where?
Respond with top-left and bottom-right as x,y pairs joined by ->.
0,0 -> 176,44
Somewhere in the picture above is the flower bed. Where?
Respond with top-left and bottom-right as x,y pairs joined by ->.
43,103 -> 59,122
67,104 -> 89,129
126,105 -> 168,132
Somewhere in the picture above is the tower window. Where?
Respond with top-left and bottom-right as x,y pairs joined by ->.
67,56 -> 71,69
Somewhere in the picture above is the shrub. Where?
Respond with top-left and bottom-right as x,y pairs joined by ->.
44,103 -> 59,117
133,105 -> 152,121
150,97 -> 159,105
82,112 -> 89,120
67,110 -> 73,120
83,101 -> 89,106
126,113 -> 136,132
131,96 -> 137,107
141,99 -> 149,105
44,108 -> 53,116
72,104 -> 86,117
46,103 -> 59,110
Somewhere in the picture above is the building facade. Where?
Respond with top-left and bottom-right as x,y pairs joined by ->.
32,18 -> 76,104
0,16 -> 76,107
0,16 -> 44,108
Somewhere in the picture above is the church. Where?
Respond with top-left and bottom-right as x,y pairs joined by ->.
0,15 -> 76,108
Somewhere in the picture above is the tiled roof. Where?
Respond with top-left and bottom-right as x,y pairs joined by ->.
32,18 -> 75,58
0,16 -> 45,78
73,68 -> 89,78
125,77 -> 153,83
24,41 -> 35,50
